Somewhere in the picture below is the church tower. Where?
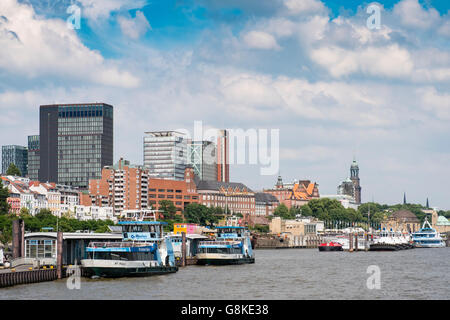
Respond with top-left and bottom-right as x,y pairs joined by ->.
350,159 -> 361,204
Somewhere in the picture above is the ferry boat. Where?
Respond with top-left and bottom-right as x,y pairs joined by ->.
412,219 -> 446,248
81,220 -> 178,278
369,230 -> 413,251
196,226 -> 255,265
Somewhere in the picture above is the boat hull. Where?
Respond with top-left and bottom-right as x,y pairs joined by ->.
81,259 -> 178,278
369,243 -> 399,251
318,246 -> 343,252
195,253 -> 255,265
413,243 -> 445,248
196,257 -> 255,265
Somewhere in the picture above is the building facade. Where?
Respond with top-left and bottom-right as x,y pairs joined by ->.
188,140 -> 217,181
39,103 -> 113,189
27,135 -> 40,181
87,158 -> 149,217
148,167 -> 199,216
2,145 -> 28,177
264,176 -> 320,209
197,180 -> 255,215
254,192 -> 279,216
216,129 -> 229,182
380,210 -> 421,233
143,131 -> 188,180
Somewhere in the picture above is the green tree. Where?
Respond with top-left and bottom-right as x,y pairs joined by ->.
19,207 -> 31,217
6,163 -> 22,176
273,203 -> 291,219
300,204 -> 313,217
0,180 -> 10,214
158,200 -> 177,220
184,203 -> 217,226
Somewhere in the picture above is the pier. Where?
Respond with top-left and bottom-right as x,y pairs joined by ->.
253,234 -> 322,249
0,266 -> 90,289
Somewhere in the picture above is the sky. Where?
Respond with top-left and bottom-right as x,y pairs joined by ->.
0,0 -> 449,209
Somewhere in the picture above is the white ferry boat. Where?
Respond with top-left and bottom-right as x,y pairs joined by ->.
412,219 -> 446,248
196,226 -> 255,265
81,220 -> 178,277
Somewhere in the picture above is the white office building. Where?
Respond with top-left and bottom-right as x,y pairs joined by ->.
143,131 -> 188,180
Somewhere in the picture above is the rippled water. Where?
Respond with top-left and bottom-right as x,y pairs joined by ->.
1,248 -> 449,300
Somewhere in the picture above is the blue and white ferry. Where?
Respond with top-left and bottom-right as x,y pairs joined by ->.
81,220 -> 178,277
412,219 -> 446,248
196,226 -> 255,265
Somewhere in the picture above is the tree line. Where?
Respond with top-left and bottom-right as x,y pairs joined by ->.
272,198 -> 448,225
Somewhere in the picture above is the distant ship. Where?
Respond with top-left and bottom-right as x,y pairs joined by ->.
196,226 -> 255,265
412,219 -> 446,248
318,242 -> 343,251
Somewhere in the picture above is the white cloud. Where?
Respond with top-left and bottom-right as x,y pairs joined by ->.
419,87 -> 450,120
242,31 -> 281,50
393,0 -> 440,30
78,0 -> 148,20
283,0 -> 327,15
310,45 -> 414,78
118,11 -> 151,39
0,0 -> 140,88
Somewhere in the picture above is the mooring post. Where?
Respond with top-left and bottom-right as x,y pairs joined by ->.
20,220 -> 25,258
12,220 -> 21,259
57,231 -> 63,279
355,234 -> 358,252
181,232 -> 186,267
349,233 -> 353,252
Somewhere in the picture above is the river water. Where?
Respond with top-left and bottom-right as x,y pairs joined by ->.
1,248 -> 449,300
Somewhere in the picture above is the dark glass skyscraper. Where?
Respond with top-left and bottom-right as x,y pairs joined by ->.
27,135 -> 40,180
1,145 -> 28,176
39,103 -> 113,189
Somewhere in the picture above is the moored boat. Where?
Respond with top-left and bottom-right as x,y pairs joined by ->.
318,242 -> 343,251
81,220 -> 178,278
196,226 -> 255,265
412,219 -> 445,248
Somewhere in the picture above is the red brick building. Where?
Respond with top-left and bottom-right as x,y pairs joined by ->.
197,180 -> 255,215
148,167 -> 199,216
264,176 -> 320,209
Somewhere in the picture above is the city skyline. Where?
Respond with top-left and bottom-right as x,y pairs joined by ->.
1,0 -> 449,209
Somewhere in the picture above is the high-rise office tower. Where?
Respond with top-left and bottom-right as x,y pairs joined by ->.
188,140 -> 217,181
1,145 -> 28,176
39,103 -> 113,189
143,131 -> 188,180
27,135 -> 40,180
216,129 -> 229,182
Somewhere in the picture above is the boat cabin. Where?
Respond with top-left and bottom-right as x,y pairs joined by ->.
118,221 -> 167,242
197,241 -> 243,255
216,226 -> 247,240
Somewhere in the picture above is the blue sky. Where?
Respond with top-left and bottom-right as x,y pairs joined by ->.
1,0 -> 450,209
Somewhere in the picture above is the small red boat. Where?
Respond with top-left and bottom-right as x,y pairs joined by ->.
318,242 -> 343,251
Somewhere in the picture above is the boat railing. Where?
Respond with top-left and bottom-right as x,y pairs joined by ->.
88,241 -> 152,248
199,241 -> 241,246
